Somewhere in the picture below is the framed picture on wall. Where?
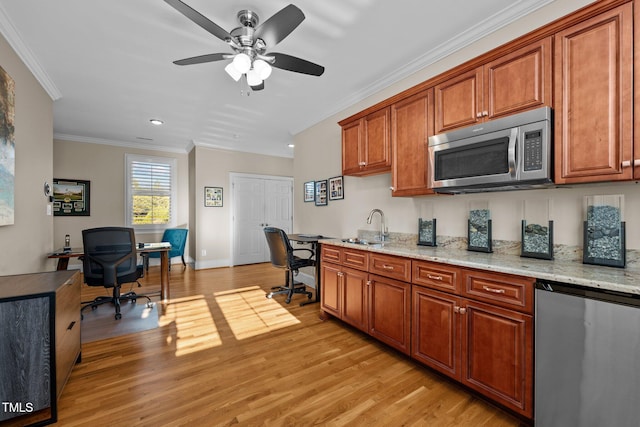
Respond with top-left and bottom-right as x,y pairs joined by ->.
315,180 -> 327,206
204,186 -> 223,207
304,181 -> 315,202
328,176 -> 344,200
52,179 -> 90,216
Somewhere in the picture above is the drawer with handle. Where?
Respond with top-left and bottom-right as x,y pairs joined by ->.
462,269 -> 534,313
369,253 -> 411,282
412,260 -> 461,293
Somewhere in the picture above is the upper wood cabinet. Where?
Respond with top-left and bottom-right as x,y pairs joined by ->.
554,3 -> 633,184
341,107 -> 391,176
390,89 -> 434,197
434,37 -> 552,135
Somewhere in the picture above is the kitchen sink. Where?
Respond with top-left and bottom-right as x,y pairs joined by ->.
341,238 -> 384,247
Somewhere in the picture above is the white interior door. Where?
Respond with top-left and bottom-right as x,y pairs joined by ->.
232,174 -> 292,265
264,179 -> 293,233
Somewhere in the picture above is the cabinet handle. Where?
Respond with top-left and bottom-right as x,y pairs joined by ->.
622,160 -> 632,168
366,280 -> 372,286
337,272 -> 344,277
459,307 -> 467,314
389,186 -> 395,191
67,321 -> 76,330
476,112 -> 482,118
427,273 -> 443,281
483,111 -> 488,117
634,159 -> 640,167
382,265 -> 394,270
359,161 -> 366,167
482,285 -> 506,294
454,306 -> 460,313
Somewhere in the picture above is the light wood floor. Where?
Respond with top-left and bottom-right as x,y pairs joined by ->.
55,263 -> 526,426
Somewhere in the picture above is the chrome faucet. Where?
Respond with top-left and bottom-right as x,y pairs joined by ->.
367,209 -> 389,242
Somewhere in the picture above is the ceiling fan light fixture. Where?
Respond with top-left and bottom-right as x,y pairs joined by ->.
225,63 -> 242,81
232,53 -> 251,74
253,59 -> 272,80
246,69 -> 263,87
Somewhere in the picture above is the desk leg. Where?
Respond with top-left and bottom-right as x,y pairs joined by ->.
300,242 -> 320,307
56,258 -> 70,271
160,251 -> 170,303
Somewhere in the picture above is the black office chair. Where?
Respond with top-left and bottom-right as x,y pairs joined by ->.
81,227 -> 150,320
263,227 -> 315,304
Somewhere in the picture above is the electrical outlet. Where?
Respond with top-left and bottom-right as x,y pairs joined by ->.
201,249 -> 206,256
46,204 -> 52,216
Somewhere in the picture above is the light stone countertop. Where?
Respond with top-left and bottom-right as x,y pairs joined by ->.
321,239 -> 640,296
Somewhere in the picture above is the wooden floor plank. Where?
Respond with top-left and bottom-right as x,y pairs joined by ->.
51,263 -> 525,426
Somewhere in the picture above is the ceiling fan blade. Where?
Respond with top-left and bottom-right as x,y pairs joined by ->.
270,53 -> 325,76
165,0 -> 231,42
173,53 -> 228,66
251,82 -> 265,91
254,4 -> 305,47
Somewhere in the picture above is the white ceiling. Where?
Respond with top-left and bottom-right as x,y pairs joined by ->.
0,0 -> 555,158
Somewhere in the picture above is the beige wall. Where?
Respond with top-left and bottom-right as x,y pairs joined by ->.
192,145 -> 293,269
0,34 -> 54,275
293,0 -> 640,251
52,139 -> 189,269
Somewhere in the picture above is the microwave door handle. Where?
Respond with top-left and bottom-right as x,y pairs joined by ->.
508,128 -> 518,177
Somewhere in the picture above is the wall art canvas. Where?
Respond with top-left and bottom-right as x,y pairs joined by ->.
0,65 -> 15,226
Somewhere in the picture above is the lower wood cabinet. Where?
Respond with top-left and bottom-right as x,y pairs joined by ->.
321,261 -> 369,333
412,285 -> 533,418
412,260 -> 534,419
321,246 -> 534,419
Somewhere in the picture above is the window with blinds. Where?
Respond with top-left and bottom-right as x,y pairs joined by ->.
125,154 -> 177,230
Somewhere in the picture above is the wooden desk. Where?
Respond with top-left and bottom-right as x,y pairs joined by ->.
287,234 -> 331,306
48,246 -> 171,303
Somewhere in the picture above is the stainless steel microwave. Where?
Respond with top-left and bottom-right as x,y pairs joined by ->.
428,106 -> 553,193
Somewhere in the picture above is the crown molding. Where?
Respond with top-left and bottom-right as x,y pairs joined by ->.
0,3 -> 62,101
54,133 -> 188,154
192,140 -> 293,159
289,0 -> 555,135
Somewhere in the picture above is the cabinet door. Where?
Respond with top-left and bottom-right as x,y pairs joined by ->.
412,286 -> 460,380
341,267 -> 369,332
554,4 -> 633,184
391,90 -> 434,197
362,107 -> 391,172
461,299 -> 533,418
484,37 -> 551,120
320,262 -> 342,318
434,68 -> 482,134
341,120 -> 362,175
368,274 -> 411,355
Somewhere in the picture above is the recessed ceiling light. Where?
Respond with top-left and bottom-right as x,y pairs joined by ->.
150,119 -> 164,125
288,144 -> 295,148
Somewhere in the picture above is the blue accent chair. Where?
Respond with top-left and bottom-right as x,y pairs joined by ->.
144,228 -> 188,272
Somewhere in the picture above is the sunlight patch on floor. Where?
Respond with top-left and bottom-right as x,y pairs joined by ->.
214,286 -> 301,340
159,295 -> 221,356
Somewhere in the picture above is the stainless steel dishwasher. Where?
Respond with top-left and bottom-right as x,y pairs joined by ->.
535,280 -> 640,427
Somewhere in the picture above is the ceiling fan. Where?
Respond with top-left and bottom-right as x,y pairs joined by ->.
165,0 -> 325,93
